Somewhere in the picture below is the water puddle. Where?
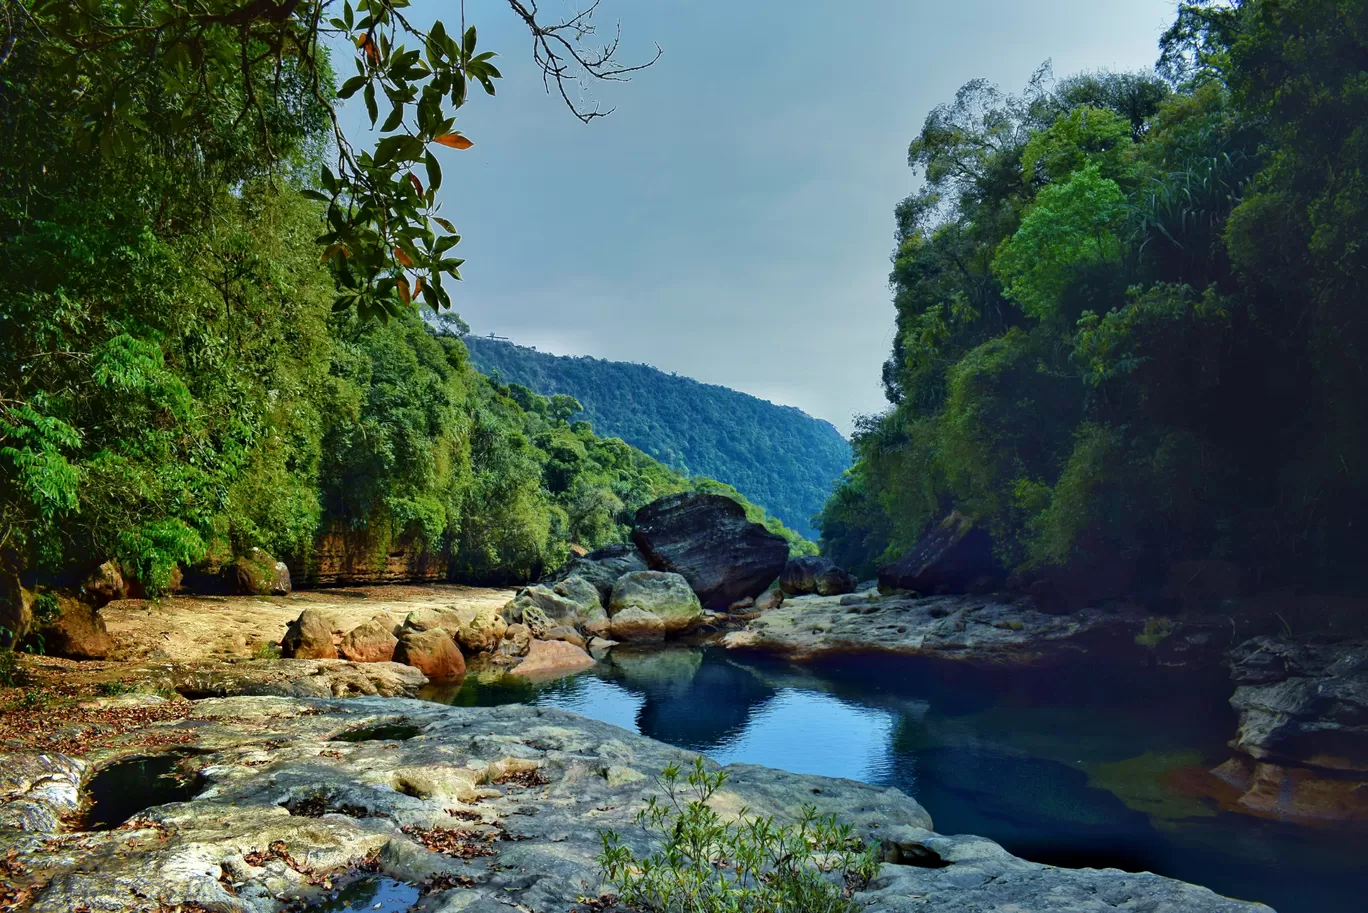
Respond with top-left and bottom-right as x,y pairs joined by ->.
329,722 -> 423,743
307,876 -> 420,912
81,753 -> 205,830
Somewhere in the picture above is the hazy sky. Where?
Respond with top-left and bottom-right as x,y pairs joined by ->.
343,1 -> 1178,434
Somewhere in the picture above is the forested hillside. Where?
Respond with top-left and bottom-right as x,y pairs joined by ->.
821,0 -> 1368,593
0,5 -> 805,598
464,337 -> 851,538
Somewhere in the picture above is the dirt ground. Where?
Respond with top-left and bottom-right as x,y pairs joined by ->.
99,584 -> 515,663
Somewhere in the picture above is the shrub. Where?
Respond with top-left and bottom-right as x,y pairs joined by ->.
596,758 -> 880,913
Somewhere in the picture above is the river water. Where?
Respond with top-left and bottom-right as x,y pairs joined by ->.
427,647 -> 1362,913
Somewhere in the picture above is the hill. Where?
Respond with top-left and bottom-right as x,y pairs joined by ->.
464,337 -> 851,538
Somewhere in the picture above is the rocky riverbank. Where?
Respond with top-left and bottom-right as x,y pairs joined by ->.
0,693 -> 1273,913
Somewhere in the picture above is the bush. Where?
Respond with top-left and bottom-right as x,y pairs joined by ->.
597,758 -> 880,913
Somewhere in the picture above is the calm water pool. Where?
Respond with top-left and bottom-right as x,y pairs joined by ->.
428,647 -> 1364,913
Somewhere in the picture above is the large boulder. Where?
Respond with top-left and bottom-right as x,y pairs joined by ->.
338,617 -> 398,663
878,511 -> 1002,596
281,608 -> 339,660
33,594 -> 113,660
223,549 -> 292,596
456,605 -> 508,655
401,606 -> 467,639
504,575 -> 603,630
631,493 -> 789,610
541,544 -> 649,603
80,561 -> 126,608
609,571 -> 703,635
394,629 -> 465,681
780,556 -> 857,597
1213,636 -> 1368,821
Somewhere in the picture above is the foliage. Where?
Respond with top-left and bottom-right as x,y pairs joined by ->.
464,337 -> 849,540
822,1 -> 1368,595
597,758 -> 880,913
17,0 -> 654,319
0,5 -> 739,594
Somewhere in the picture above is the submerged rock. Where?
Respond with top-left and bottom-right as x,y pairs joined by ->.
632,493 -> 789,610
0,695 -> 1269,913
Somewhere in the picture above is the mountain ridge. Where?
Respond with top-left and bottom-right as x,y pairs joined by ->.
463,335 -> 851,538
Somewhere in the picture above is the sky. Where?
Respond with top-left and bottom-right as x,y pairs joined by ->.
341,0 -> 1179,435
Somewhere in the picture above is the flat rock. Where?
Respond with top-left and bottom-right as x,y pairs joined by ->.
511,639 -> 596,680
0,696 -> 1268,913
721,592 -> 1232,666
151,658 -> 429,699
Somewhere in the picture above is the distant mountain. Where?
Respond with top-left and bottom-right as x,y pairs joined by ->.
464,336 -> 851,539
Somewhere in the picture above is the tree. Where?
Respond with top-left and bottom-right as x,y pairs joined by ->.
6,0 -> 658,319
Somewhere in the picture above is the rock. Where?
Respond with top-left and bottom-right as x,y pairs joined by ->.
511,639 -> 596,680
877,511 -> 1001,596
501,623 -> 532,657
543,625 -> 587,649
222,548 -> 291,596
1209,636 -> 1368,821
860,829 -> 1272,913
80,561 -> 125,608
1227,636 -> 1368,770
582,605 -> 611,638
721,591 -> 1233,667
34,594 -> 113,660
609,606 -> 667,642
281,608 -> 339,660
338,617 -> 398,663
541,543 -> 649,603
754,586 -> 784,611
632,493 -> 789,610
0,695 -> 1268,913
728,597 -> 755,611
505,575 -> 603,630
0,573 -> 33,646
393,629 -> 465,681
402,606 -> 467,639
587,636 -> 618,658
609,571 -> 703,635
161,659 -> 428,699
457,605 -> 508,654
780,556 -> 857,597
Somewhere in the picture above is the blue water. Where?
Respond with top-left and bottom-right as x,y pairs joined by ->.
432,647 -> 1365,913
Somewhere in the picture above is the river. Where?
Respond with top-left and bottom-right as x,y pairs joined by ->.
425,646 -> 1362,913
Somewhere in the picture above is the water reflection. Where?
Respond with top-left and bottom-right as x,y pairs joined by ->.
437,646 -> 1365,913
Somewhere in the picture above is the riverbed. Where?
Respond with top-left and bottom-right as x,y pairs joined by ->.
432,646 -> 1362,913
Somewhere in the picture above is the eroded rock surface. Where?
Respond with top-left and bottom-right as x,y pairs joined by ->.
0,696 -> 1269,913
721,591 -> 1231,666
1213,636 -> 1368,820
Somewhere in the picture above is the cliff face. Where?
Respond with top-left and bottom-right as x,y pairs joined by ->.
464,336 -> 851,539
307,527 -> 448,587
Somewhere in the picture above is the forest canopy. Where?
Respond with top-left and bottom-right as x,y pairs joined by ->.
820,0 -> 1368,594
